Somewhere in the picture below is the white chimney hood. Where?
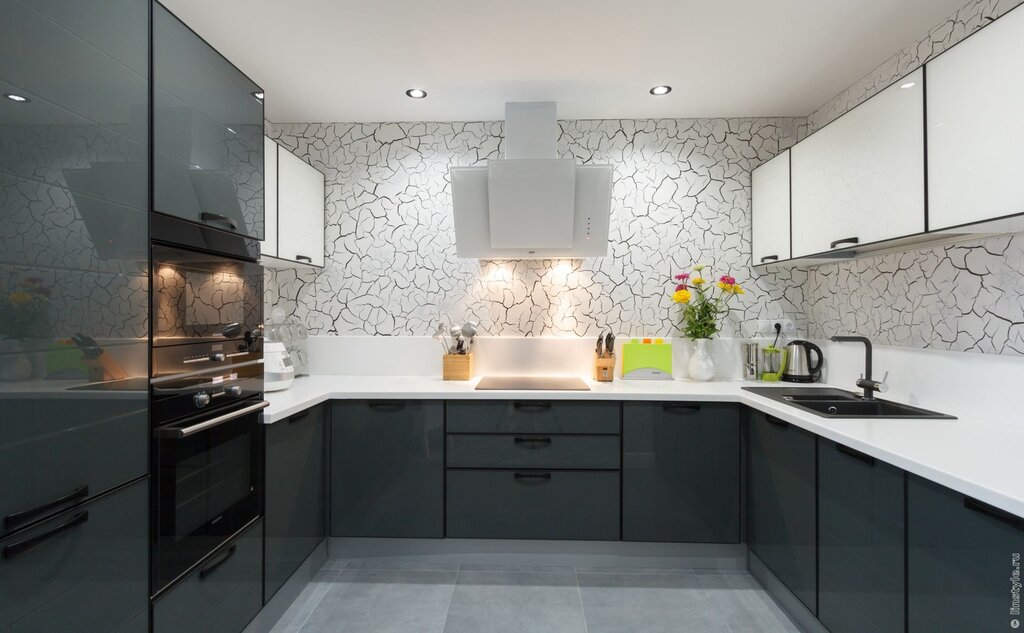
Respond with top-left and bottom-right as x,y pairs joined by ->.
450,102 -> 612,259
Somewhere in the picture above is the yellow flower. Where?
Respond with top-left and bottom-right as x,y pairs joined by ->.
691,277 -> 705,286
733,285 -> 745,295
693,264 -> 706,272
717,281 -> 730,291
8,292 -> 32,306
672,289 -> 692,304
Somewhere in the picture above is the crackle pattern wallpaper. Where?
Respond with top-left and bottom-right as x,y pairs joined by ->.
266,118 -> 808,338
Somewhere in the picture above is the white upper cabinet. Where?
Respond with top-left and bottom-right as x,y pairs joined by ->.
277,148 -> 326,267
263,136 -> 278,258
927,7 -> 1024,231
791,68 -> 925,257
751,149 -> 791,266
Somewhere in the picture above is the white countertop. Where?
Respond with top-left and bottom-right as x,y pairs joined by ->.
265,375 -> 1024,519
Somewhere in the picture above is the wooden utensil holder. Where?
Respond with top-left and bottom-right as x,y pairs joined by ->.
443,353 -> 474,381
593,354 -> 615,382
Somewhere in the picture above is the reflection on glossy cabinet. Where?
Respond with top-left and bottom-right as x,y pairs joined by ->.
622,402 -> 740,543
747,410 -> 817,614
751,150 -> 791,266
331,401 -> 444,538
818,438 -> 905,633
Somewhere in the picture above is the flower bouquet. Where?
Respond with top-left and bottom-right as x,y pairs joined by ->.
669,265 -> 746,381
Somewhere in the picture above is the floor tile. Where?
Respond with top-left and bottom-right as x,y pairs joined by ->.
443,570 -> 587,633
321,559 -> 348,570
299,569 -> 457,633
696,572 -> 803,633
578,572 -> 732,633
458,563 -> 577,573
343,558 -> 461,571
270,569 -> 342,633
575,566 -> 698,576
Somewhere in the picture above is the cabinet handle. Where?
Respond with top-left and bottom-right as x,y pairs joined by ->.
964,497 -> 1024,533
836,443 -> 875,466
513,437 -> 552,448
765,416 -> 789,429
513,472 -> 552,483
200,212 -> 237,231
513,402 -> 551,411
662,403 -> 701,413
367,400 -> 406,411
830,236 -> 859,249
759,255 -> 779,263
295,255 -> 312,263
5,485 -> 89,531
199,544 -> 237,580
3,512 -> 88,560
288,409 -> 311,423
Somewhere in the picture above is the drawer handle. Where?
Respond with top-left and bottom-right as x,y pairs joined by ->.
2,511 -> 88,560
289,409 -> 311,423
759,255 -> 779,263
964,497 -> 1024,533
513,472 -> 552,484
295,255 -> 312,263
513,402 -> 551,411
200,211 -> 237,231
765,416 -> 789,429
836,443 -> 875,466
513,437 -> 552,448
368,401 -> 406,411
199,544 -> 237,580
662,403 -> 701,414
5,485 -> 89,531
830,236 -> 859,249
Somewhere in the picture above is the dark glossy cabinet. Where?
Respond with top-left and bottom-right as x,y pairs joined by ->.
447,400 -> 620,434
331,400 -> 444,538
152,2 -> 263,239
265,405 -> 326,601
908,476 -> 1024,632
622,402 -> 740,543
818,438 -> 905,633
0,478 -> 148,633
748,410 -> 817,614
153,519 -> 263,633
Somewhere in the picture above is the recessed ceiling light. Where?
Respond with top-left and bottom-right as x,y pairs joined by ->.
900,82 -> 916,89
405,88 -> 427,99
4,93 -> 30,103
649,85 -> 672,96
251,91 -> 264,101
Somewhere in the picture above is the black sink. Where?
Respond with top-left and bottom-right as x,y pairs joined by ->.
743,386 -> 955,419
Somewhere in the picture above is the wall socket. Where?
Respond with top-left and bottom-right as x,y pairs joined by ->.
755,319 -> 798,338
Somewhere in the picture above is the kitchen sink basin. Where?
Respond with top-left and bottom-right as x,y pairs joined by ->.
743,386 -> 955,419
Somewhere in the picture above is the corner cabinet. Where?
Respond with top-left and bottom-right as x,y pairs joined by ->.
261,136 -> 326,268
751,150 -> 791,266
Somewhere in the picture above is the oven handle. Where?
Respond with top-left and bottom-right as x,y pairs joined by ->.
157,401 -> 270,439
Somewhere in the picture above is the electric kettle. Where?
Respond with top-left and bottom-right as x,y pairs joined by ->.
781,340 -> 824,383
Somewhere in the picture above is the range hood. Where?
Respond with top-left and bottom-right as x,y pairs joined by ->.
450,102 -> 612,259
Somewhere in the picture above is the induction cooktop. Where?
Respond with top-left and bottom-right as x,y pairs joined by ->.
475,376 -> 590,391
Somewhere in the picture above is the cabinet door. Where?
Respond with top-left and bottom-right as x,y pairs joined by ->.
265,405 -> 325,601
818,439 -> 904,633
623,402 -> 740,543
332,401 -> 444,537
908,476 -> 1024,633
927,6 -> 1024,231
751,150 -> 791,266
748,411 -> 817,614
277,148 -> 325,266
152,3 -> 264,239
263,136 -> 279,257
791,69 -> 924,257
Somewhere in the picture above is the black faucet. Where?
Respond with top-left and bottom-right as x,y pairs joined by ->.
829,335 -> 888,400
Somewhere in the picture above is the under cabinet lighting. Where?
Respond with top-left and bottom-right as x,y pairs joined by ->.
900,82 -> 916,89
4,93 -> 29,103
649,85 -> 672,96
405,88 -> 427,99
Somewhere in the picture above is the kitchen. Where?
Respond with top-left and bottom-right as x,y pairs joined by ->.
1,0 -> 1023,632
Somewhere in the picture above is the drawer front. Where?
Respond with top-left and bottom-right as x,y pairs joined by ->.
0,478 -> 148,633
447,434 -> 620,469
154,519 -> 263,633
446,470 -> 620,540
446,401 -> 620,434
0,397 -> 147,540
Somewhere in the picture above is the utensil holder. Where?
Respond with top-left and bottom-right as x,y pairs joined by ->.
443,353 -> 474,381
594,354 -> 615,382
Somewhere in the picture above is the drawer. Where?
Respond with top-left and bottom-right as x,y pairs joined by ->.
446,401 -> 620,434
0,397 -> 148,539
0,478 -> 148,633
154,519 -> 263,633
447,434 -> 620,469
446,470 -> 620,540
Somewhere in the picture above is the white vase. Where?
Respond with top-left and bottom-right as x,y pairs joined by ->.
688,338 -> 715,382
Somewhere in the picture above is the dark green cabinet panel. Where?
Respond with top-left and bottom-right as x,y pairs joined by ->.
153,519 -> 263,633
0,479 -> 148,633
265,405 -> 325,601
748,410 -> 817,614
331,401 -> 444,538
908,476 -> 1024,633
447,434 -> 620,469
622,402 -> 740,543
446,401 -> 620,434
818,438 -> 905,633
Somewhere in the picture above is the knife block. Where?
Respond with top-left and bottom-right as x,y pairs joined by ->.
443,353 -> 474,381
593,354 -> 615,382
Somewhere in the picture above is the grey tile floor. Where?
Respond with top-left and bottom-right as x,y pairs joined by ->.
270,560 -> 802,633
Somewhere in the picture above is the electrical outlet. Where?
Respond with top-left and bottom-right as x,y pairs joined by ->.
755,319 -> 797,338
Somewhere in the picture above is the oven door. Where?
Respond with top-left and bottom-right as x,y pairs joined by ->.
153,400 -> 267,594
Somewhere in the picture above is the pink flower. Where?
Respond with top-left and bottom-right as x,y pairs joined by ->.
674,273 -> 690,281
719,275 -> 736,286
675,284 -> 687,292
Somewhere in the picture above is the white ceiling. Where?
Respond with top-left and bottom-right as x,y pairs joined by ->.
160,0 -> 968,123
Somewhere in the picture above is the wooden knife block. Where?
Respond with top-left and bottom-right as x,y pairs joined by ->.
594,354 -> 615,382
443,353 -> 474,381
